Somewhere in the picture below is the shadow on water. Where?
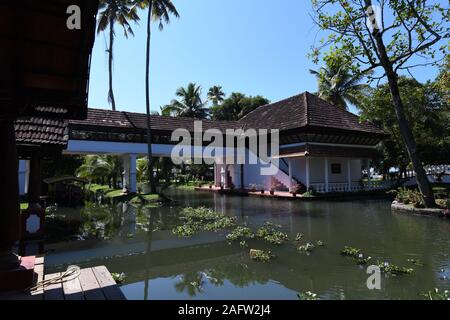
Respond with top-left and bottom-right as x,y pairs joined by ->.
44,189 -> 450,300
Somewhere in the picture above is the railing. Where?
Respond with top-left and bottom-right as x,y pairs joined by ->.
310,180 -> 394,193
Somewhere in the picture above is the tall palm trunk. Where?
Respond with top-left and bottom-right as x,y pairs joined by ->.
108,17 -> 116,111
145,1 -> 156,194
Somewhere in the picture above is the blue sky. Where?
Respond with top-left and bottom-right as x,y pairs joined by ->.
87,0 -> 444,115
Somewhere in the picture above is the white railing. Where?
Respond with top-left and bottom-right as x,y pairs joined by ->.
310,180 -> 394,193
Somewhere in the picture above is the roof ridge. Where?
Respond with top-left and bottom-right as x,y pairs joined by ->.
303,92 -> 310,126
239,91 -> 309,123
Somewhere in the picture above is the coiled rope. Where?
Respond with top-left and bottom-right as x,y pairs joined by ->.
28,265 -> 81,292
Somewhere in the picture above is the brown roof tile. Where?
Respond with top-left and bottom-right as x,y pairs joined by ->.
240,92 -> 384,135
14,117 -> 69,147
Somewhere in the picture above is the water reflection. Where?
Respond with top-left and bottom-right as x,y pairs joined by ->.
45,190 -> 450,300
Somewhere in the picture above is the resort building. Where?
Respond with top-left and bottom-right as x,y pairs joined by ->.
16,92 -> 387,194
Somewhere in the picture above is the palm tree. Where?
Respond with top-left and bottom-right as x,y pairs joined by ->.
135,0 -> 179,194
207,85 -> 225,106
97,0 -> 139,111
165,83 -> 209,118
309,65 -> 369,110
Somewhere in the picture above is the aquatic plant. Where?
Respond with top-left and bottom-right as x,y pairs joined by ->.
255,222 -> 289,245
298,291 -> 320,300
340,246 -> 362,257
420,288 -> 449,300
226,225 -> 255,242
172,207 -> 236,238
298,243 -> 315,252
249,249 -> 274,262
407,258 -> 424,266
377,261 -> 413,275
295,233 -> 304,241
316,240 -> 325,246
111,272 -> 127,284
356,253 -> 372,265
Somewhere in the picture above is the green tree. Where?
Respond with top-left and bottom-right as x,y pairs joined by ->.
310,0 -> 449,207
162,83 -> 209,118
309,61 -> 369,110
207,85 -> 225,106
97,0 -> 139,111
76,155 -> 123,188
210,93 -> 269,121
135,0 -> 179,194
360,77 -> 450,177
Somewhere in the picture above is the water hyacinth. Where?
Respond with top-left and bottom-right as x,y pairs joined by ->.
421,288 -> 449,300
249,249 -> 274,262
172,207 -> 236,238
255,222 -> 289,245
298,243 -> 315,253
298,291 -> 320,300
377,261 -> 414,275
226,225 -> 255,242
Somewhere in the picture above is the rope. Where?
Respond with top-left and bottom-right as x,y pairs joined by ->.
27,265 -> 81,292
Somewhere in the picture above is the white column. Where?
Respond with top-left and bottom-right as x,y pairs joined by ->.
214,163 -> 218,187
347,159 -> 352,191
367,160 -> 371,189
288,159 -> 293,192
305,157 -> 310,190
18,159 -> 30,195
129,154 -> 137,193
122,155 -> 130,192
324,158 -> 329,193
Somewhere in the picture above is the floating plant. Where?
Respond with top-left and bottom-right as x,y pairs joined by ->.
298,243 -> 315,253
420,288 -> 449,300
249,249 -> 274,262
407,258 -> 424,266
255,222 -> 289,245
111,272 -> 127,284
298,291 -> 320,300
172,207 -> 236,238
341,246 -> 362,257
316,240 -> 325,246
226,225 -> 255,243
295,233 -> 304,241
378,261 -> 413,275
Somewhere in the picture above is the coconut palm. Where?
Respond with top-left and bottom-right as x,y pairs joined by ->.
309,65 -> 369,110
97,0 -> 140,111
207,85 -> 225,106
164,83 -> 209,118
134,0 -> 179,194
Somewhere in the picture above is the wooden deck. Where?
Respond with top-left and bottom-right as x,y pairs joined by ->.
0,256 -> 126,300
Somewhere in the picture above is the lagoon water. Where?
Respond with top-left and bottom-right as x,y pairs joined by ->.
45,189 -> 450,300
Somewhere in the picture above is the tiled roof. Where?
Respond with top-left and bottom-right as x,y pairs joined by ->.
14,117 -> 69,147
240,92 -> 384,135
69,108 -> 243,132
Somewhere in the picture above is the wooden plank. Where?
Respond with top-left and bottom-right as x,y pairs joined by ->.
78,268 -> 105,300
30,262 -> 44,300
44,272 -> 64,300
92,266 -> 126,300
62,275 -> 84,300
34,255 -> 45,266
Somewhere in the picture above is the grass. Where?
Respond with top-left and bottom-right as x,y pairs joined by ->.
87,184 -> 161,204
170,181 -> 208,191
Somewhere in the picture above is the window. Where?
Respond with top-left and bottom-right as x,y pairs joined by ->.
331,163 -> 342,174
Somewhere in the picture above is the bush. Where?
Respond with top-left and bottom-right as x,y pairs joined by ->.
396,188 -> 425,208
435,198 -> 450,209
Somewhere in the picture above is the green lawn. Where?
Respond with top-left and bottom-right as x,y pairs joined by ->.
87,184 -> 160,204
